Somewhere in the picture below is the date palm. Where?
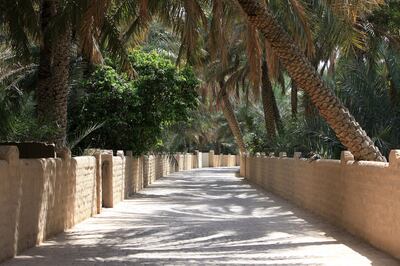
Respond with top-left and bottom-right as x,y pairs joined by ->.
236,0 -> 385,161
200,59 -> 248,154
1,0 -> 166,147
35,0 -> 72,147
1,0 -> 113,148
219,81 -> 247,154
209,0 -> 316,141
261,59 -> 279,139
206,2 -> 275,150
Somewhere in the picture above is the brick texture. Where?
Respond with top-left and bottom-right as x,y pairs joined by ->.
209,154 -> 238,167
73,157 -> 97,224
0,148 -> 237,263
241,154 -> 400,259
111,156 -> 125,206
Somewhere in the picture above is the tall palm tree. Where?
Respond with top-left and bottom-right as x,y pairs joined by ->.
36,0 -> 72,147
219,81 -> 247,154
198,2 -> 249,154
206,2 -> 280,151
261,60 -> 277,139
1,0 -> 151,148
199,56 -> 248,154
1,0 -> 111,148
209,0 -> 315,142
236,0 -> 385,161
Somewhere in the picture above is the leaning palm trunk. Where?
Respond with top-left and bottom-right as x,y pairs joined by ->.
261,61 -> 277,139
219,83 -> 247,154
237,0 -> 385,161
37,0 -> 71,148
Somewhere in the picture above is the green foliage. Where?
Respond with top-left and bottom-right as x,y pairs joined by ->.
334,45 -> 400,157
0,91 -> 58,142
368,1 -> 400,37
160,105 -> 238,154
1,1 -> 400,158
141,22 -> 180,62
241,38 -> 400,159
243,114 -> 343,158
69,50 -> 198,155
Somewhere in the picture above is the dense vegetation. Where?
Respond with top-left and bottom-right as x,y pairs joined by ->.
162,1 -> 400,159
0,0 -> 399,160
69,50 -> 198,155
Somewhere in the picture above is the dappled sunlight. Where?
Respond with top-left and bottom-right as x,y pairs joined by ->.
4,168 -> 398,265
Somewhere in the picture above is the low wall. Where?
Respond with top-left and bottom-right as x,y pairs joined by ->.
111,154 -> 125,206
174,153 -> 199,171
208,150 -> 238,167
131,156 -> 144,193
0,147 -> 238,262
0,149 -> 98,261
240,151 -> 400,259
202,152 -> 209,167
73,157 -> 97,225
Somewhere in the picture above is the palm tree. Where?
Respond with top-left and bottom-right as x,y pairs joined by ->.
206,3 -> 278,152
1,0 -> 106,148
261,60 -> 277,139
219,81 -> 247,154
35,0 -> 72,148
1,0 -> 142,148
199,60 -> 248,154
236,0 -> 385,161
207,0 -> 312,144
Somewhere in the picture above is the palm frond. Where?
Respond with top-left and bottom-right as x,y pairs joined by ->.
67,122 -> 105,150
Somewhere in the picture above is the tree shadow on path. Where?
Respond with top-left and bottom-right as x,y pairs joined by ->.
3,168 -> 399,266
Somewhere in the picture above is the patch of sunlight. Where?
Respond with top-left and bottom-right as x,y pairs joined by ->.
228,205 -> 244,213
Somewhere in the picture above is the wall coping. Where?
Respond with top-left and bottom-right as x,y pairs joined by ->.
244,150 -> 397,170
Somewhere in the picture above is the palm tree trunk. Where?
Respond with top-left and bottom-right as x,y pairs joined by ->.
237,0 -> 385,161
37,0 -> 53,123
291,80 -> 298,119
261,60 -> 277,139
52,28 -> 71,147
37,0 -> 71,148
272,92 -> 284,134
219,82 -> 247,154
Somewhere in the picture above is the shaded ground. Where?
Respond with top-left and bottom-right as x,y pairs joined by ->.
3,168 -> 399,265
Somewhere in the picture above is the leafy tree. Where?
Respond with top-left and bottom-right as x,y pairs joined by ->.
69,50 -> 198,155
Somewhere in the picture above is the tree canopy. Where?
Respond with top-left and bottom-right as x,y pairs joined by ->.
0,0 -> 399,160
69,50 -> 198,155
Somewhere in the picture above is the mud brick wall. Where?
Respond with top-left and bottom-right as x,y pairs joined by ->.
240,151 -> 400,259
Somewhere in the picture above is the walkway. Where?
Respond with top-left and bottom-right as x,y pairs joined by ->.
3,168 -> 399,265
